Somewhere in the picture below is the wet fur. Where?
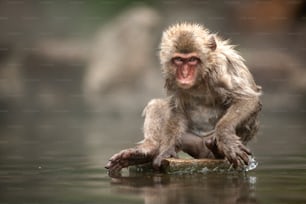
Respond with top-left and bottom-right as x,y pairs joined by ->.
106,23 -> 262,172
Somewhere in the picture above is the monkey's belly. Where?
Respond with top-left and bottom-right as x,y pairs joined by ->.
187,106 -> 223,137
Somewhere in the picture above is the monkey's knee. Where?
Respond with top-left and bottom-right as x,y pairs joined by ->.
142,98 -> 169,117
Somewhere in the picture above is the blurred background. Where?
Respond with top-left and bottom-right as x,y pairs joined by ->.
1,0 -> 306,204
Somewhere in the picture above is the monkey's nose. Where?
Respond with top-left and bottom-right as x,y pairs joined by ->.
182,66 -> 190,78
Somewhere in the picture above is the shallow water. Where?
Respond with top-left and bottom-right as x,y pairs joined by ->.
0,111 -> 306,204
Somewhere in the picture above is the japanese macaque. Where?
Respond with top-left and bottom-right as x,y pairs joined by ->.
105,23 -> 262,172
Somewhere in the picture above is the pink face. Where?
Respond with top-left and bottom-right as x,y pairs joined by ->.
171,52 -> 201,89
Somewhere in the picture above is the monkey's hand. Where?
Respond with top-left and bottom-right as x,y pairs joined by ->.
153,146 -> 177,170
105,148 -> 155,173
206,133 -> 251,168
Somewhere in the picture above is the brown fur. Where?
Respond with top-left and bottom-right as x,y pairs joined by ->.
105,23 -> 262,172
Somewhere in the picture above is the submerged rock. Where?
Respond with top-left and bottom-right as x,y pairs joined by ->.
129,156 -> 258,174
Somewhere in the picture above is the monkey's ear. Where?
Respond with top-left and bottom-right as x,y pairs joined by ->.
208,35 -> 217,51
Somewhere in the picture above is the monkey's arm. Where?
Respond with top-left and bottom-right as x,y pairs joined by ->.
213,97 -> 261,167
152,111 -> 187,169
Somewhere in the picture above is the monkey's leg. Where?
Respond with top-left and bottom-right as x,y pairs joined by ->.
105,99 -> 168,172
181,118 -> 258,166
180,132 -> 215,159
152,111 -> 187,169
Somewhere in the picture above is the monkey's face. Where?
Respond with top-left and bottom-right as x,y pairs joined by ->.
171,52 -> 201,89
160,23 -> 217,91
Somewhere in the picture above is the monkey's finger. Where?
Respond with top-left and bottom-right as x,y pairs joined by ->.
239,145 -> 252,155
120,160 -> 131,168
111,163 -> 124,172
107,157 -> 116,163
152,159 -> 161,169
237,157 -> 246,169
121,150 -> 133,159
105,161 -> 113,169
238,151 -> 250,165
227,152 -> 238,168
205,141 -> 225,159
106,164 -> 117,172
152,157 -> 162,170
105,159 -> 119,169
131,152 -> 147,160
109,153 -> 122,163
110,166 -> 121,173
169,151 -> 178,158
128,158 -> 143,166
234,157 -> 242,168
120,160 -> 130,169
109,163 -> 118,171
109,162 -> 123,172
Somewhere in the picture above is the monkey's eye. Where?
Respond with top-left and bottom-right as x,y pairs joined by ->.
172,57 -> 184,65
188,57 -> 200,65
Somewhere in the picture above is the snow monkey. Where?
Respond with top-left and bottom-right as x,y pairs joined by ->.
105,23 -> 262,172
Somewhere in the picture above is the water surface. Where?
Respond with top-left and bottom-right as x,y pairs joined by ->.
0,111 -> 305,204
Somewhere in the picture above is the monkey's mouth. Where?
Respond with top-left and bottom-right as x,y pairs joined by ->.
176,66 -> 197,87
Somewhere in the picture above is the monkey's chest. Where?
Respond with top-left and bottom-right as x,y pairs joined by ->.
186,105 -> 224,137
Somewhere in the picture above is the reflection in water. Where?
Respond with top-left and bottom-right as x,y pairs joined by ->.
109,172 -> 257,204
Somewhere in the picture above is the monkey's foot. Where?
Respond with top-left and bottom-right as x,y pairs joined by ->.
205,137 -> 225,159
205,137 -> 252,168
105,148 -> 155,172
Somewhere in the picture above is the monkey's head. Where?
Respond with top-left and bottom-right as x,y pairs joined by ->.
160,23 -> 217,90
